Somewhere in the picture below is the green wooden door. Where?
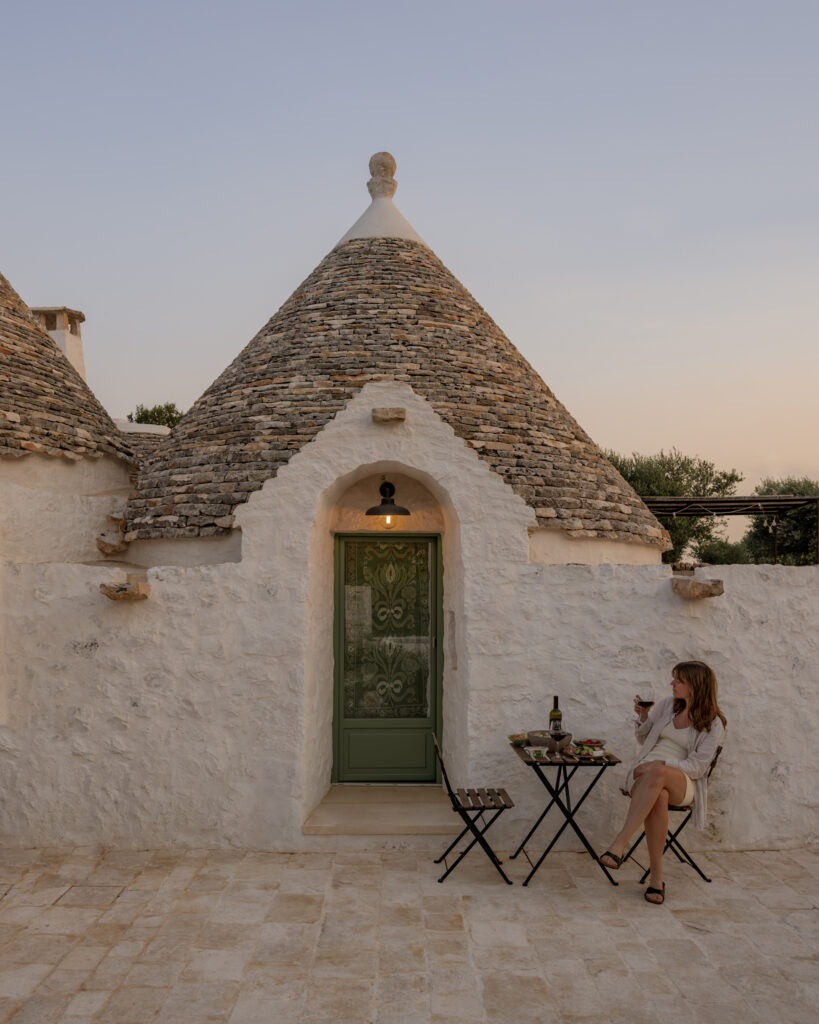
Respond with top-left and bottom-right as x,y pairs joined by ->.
334,535 -> 442,782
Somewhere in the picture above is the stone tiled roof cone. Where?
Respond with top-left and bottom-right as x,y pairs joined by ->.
0,271 -> 134,462
126,153 -> 668,549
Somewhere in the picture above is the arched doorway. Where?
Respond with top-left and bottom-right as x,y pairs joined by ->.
328,471 -> 446,782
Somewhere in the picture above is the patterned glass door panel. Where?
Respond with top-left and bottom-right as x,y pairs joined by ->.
344,541 -> 430,719
337,538 -> 439,782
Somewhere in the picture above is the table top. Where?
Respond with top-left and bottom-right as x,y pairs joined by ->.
510,744 -> 621,767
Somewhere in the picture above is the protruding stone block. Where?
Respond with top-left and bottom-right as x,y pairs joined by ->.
671,577 -> 724,599
100,572 -> 150,601
96,533 -> 129,556
99,580 -> 151,601
371,407 -> 406,423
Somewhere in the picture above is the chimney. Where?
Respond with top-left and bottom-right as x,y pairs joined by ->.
30,306 -> 87,380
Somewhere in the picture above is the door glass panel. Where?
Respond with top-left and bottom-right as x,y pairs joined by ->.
343,541 -> 431,720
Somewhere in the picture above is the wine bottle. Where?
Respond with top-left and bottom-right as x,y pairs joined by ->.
549,695 -> 562,733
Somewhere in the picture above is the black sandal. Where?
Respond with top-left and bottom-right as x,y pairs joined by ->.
644,882 -> 665,905
599,850 -> 623,870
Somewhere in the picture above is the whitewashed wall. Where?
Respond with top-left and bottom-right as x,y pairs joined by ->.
475,562 -> 819,853
0,454 -> 132,565
0,385 -> 816,852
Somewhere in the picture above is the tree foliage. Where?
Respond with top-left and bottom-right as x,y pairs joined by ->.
743,477 -> 819,566
605,448 -> 743,563
127,402 -> 185,429
692,537 -> 752,565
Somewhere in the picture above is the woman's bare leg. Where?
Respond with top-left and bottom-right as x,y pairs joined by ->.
601,763 -> 688,867
643,789 -> 669,898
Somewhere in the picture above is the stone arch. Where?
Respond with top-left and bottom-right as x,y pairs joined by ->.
301,459 -> 467,815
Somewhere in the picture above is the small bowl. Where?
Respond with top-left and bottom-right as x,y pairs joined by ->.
508,733 -> 528,747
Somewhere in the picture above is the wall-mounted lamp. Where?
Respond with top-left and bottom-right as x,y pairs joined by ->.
365,481 -> 411,528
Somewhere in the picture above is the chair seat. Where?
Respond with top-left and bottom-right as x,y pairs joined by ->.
432,733 -> 515,884
455,787 -> 514,812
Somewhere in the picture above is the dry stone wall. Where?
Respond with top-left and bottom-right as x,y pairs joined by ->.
126,238 -> 667,551
0,272 -> 134,464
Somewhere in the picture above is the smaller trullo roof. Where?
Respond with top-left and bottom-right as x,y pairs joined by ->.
0,271 -> 133,463
125,154 -> 668,550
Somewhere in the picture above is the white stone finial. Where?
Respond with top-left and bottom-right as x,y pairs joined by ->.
367,152 -> 397,198
336,151 -> 425,245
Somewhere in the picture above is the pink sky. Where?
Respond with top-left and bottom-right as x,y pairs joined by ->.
3,1 -> 817,492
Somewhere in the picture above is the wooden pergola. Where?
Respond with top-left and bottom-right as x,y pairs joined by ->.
641,495 -> 819,564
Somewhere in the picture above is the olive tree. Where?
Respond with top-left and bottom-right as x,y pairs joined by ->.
605,448 -> 743,563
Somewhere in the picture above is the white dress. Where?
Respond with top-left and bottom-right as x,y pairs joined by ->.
636,719 -> 695,805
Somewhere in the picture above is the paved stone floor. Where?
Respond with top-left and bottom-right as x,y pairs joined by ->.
0,845 -> 815,1023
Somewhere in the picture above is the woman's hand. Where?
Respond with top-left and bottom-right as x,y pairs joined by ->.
634,695 -> 650,722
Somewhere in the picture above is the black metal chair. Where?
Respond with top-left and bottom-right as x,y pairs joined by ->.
621,745 -> 723,883
431,733 -> 514,884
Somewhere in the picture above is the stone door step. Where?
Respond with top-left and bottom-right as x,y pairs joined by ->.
302,785 -> 459,836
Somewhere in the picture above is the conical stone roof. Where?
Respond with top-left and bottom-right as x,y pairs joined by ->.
126,155 -> 667,549
0,271 -> 134,463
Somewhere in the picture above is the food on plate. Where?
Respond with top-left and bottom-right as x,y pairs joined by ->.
574,738 -> 607,758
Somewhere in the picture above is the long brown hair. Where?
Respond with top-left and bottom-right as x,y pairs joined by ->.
672,661 -> 727,732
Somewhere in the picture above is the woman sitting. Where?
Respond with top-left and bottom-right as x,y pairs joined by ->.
600,660 -> 726,904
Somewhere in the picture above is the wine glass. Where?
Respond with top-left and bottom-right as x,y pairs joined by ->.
547,726 -> 568,759
632,692 -> 654,724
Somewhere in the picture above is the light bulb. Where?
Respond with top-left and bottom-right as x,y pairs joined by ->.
385,515 -> 392,526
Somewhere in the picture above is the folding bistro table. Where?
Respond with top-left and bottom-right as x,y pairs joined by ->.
510,744 -> 622,887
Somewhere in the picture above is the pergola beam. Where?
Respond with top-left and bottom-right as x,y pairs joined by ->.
640,495 -> 819,565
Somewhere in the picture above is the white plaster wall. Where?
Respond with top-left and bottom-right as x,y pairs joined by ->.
0,454 -> 132,564
0,388 -> 816,852
0,381 -> 529,848
0,558 -> 298,847
337,196 -> 426,246
235,381 -> 532,828
465,562 -> 819,853
126,535 -> 242,568
49,328 -> 87,380
529,527 -> 662,565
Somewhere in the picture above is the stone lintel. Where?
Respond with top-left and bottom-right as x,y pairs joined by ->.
371,407 -> 406,423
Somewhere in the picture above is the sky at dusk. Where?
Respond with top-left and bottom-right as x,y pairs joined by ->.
2,0 -> 818,497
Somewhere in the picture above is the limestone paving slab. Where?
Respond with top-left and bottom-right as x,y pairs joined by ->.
0,847 -> 812,1023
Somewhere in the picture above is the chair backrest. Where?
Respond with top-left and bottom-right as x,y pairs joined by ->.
431,733 -> 458,807
706,745 -> 723,779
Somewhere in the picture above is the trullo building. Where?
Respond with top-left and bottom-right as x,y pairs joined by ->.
0,155 -> 815,852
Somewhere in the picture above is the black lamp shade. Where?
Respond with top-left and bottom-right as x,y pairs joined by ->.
366,481 -> 410,517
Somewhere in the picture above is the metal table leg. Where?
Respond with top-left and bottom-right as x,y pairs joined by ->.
520,762 -> 618,887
